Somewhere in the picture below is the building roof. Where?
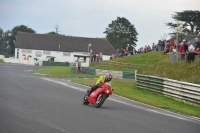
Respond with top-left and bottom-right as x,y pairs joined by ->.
15,32 -> 116,55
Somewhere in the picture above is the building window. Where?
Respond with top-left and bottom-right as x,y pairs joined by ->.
21,49 -> 32,53
63,52 -> 70,56
43,51 -> 51,55
26,49 -> 32,53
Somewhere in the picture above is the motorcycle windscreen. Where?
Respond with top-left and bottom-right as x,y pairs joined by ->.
88,88 -> 103,104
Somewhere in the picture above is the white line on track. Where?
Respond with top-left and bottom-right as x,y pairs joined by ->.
41,77 -> 200,123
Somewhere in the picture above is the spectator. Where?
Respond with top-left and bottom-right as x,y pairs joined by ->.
164,41 -> 171,54
121,48 -> 124,57
187,41 -> 195,63
93,53 -> 96,62
97,53 -> 100,62
90,53 -> 93,62
157,40 -> 162,51
148,45 -> 151,51
117,49 -> 121,57
183,39 -> 188,53
170,41 -> 174,51
114,53 -> 117,58
100,52 -> 103,61
195,37 -> 200,53
179,42 -> 185,61
111,53 -> 115,59
152,43 -> 155,51
161,40 -> 165,51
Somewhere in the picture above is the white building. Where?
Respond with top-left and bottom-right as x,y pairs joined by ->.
15,32 -> 116,67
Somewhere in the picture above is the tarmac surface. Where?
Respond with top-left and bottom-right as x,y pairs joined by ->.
0,64 -> 200,133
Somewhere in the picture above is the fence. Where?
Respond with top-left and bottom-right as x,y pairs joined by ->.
82,67 -> 96,75
71,66 -> 136,79
92,60 -> 141,70
169,51 -> 200,63
42,61 -> 70,66
136,74 -> 200,106
71,67 -> 77,73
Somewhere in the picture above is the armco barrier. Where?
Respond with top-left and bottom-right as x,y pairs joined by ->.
137,74 -> 200,106
71,66 -> 136,79
96,69 -> 123,78
123,72 -> 135,79
42,61 -> 69,66
71,67 -> 77,73
82,67 -> 96,75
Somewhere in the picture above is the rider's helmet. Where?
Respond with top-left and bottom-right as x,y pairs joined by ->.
105,73 -> 112,82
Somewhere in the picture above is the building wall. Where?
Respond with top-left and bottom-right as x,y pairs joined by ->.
14,48 -> 110,66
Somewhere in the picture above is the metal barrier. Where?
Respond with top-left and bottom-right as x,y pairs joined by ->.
71,67 -> 77,73
81,67 -> 96,75
169,51 -> 200,63
42,61 -> 70,66
93,60 -> 141,70
123,71 -> 136,80
71,66 -> 136,79
137,74 -> 200,106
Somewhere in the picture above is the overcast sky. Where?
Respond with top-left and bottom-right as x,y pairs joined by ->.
0,0 -> 200,49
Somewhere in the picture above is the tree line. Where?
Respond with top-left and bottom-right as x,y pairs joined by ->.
1,10 -> 199,56
0,25 -> 62,56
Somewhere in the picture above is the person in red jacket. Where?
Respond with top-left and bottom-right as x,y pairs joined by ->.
179,42 -> 185,61
97,53 -> 100,62
164,41 -> 171,54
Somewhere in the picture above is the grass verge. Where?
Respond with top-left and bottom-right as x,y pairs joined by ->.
31,66 -> 98,78
90,51 -> 200,84
0,59 -> 3,63
73,79 -> 200,118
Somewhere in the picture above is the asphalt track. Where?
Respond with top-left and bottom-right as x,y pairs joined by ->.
0,64 -> 200,133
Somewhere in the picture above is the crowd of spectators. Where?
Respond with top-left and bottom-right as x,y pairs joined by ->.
91,37 -> 200,63
110,47 -> 137,59
152,37 -> 200,63
90,52 -> 103,62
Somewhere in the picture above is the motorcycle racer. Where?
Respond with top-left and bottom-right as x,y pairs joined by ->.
88,73 -> 112,96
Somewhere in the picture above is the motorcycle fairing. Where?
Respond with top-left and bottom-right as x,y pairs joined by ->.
87,87 -> 104,104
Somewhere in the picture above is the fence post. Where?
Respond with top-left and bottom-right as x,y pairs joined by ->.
135,70 -> 137,81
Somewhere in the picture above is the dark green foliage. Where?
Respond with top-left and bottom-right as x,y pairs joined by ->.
166,10 -> 200,35
46,31 -> 60,35
0,25 -> 35,56
0,28 -> 11,56
104,17 -> 138,49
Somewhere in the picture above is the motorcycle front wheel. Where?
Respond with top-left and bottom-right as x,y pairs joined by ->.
83,94 -> 89,105
95,94 -> 107,108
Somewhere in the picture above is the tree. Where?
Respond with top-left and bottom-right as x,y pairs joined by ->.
8,25 -> 36,55
46,24 -> 64,35
0,28 -> 10,56
46,31 -> 60,35
166,10 -> 200,35
55,24 -> 60,34
104,17 -> 138,49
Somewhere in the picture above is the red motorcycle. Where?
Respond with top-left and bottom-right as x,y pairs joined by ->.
83,82 -> 114,108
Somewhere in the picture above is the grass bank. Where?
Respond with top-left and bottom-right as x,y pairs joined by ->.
73,79 -> 200,118
31,66 -> 97,78
90,51 -> 200,84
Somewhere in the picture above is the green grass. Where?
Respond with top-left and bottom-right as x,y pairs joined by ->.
0,59 -> 3,63
31,66 -> 98,78
90,51 -> 200,84
114,51 -> 170,64
73,79 -> 200,118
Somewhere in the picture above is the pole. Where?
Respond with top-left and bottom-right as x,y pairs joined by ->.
176,31 -> 178,62
135,70 -> 137,81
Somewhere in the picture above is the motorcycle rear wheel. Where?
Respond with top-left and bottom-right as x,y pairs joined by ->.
83,94 -> 89,105
95,95 -> 107,108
